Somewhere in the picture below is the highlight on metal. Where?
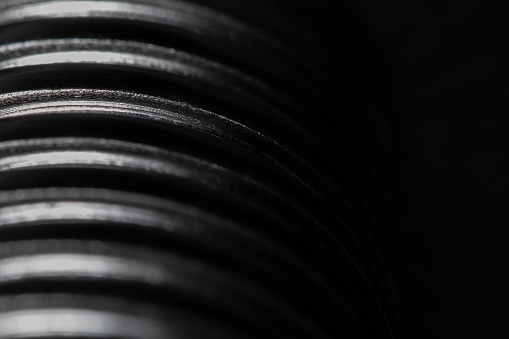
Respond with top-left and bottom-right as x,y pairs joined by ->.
0,1 -> 404,338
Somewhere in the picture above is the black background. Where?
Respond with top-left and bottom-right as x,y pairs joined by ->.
350,1 -> 509,338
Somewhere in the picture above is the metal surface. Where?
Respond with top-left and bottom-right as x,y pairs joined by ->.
0,1 -> 404,338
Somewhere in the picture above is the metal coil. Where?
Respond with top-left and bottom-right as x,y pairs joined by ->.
0,1 -> 404,338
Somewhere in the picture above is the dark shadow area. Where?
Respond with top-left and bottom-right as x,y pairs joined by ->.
352,1 -> 508,338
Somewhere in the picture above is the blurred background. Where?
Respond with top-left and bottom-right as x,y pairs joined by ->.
349,0 -> 508,338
